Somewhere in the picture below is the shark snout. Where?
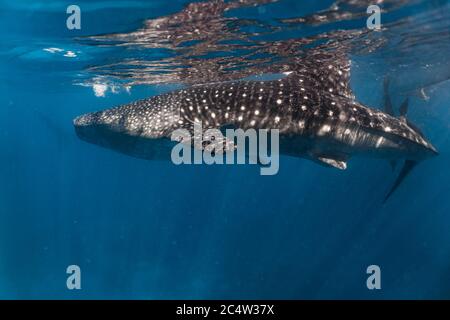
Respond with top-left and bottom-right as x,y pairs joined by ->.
73,108 -> 130,147
73,111 -> 102,127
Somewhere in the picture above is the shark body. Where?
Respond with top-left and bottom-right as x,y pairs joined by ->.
74,55 -> 437,200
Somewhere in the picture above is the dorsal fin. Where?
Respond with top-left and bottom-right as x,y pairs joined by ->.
384,160 -> 417,203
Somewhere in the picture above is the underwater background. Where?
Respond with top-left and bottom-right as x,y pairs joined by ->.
1,0 -> 450,299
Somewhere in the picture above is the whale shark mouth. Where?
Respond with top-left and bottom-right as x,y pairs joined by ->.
74,118 -> 109,146
74,112 -> 121,146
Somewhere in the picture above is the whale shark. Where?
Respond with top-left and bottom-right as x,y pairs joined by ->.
74,53 -> 438,201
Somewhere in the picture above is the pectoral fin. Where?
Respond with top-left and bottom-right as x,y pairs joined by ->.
195,131 -> 236,155
178,125 -> 236,155
317,156 -> 347,170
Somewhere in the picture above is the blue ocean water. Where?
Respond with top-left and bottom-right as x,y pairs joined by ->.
1,0 -> 450,299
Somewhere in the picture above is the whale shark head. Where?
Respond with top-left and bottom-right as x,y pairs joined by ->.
74,110 -> 120,147
73,105 -> 177,160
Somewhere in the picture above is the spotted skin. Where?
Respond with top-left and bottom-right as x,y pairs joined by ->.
74,61 -> 437,167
